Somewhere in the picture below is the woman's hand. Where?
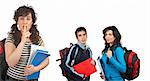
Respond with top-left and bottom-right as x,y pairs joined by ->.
21,25 -> 31,43
100,73 -> 104,79
106,48 -> 112,58
24,65 -> 37,76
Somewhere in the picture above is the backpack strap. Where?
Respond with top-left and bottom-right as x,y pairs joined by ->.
111,45 -> 123,63
65,44 -> 84,78
71,44 -> 79,66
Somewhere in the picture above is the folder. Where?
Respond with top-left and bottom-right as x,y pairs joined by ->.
73,58 -> 97,77
97,56 -> 105,80
26,45 -> 50,80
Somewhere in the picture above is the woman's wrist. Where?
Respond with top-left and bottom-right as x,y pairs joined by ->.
33,66 -> 39,73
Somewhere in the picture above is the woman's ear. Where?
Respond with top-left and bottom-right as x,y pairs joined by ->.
17,24 -> 21,30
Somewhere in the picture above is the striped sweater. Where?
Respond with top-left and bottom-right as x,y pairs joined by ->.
5,33 -> 43,80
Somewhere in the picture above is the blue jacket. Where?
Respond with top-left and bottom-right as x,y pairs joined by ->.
99,46 -> 126,81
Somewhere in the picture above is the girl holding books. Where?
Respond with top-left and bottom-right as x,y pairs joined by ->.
5,6 -> 49,81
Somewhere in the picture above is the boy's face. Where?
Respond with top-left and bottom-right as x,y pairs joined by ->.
77,30 -> 87,44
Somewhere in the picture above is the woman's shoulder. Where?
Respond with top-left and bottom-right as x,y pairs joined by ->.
38,36 -> 44,46
5,32 -> 15,43
115,46 -> 124,53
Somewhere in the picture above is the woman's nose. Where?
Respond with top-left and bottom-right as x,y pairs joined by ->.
23,20 -> 28,25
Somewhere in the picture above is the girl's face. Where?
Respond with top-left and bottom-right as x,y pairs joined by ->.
105,30 -> 116,45
77,30 -> 87,44
17,13 -> 33,32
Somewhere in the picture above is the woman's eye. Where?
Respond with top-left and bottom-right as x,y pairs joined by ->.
78,34 -> 82,37
27,18 -> 31,20
20,18 -> 24,20
109,33 -> 113,36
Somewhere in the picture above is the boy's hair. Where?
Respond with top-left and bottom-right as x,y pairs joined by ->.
75,27 -> 87,38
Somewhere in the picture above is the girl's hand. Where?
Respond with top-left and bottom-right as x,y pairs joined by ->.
21,25 -> 31,43
100,73 -> 104,79
24,65 -> 37,76
106,48 -> 112,58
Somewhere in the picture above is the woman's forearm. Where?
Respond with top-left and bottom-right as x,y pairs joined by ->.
34,57 -> 49,72
7,41 -> 25,67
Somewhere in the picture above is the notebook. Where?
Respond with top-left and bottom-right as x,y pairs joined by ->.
26,44 -> 50,80
97,56 -> 105,80
73,58 -> 97,77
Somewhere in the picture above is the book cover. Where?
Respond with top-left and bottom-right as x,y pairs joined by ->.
97,56 -> 105,80
27,45 -> 50,80
73,58 -> 97,77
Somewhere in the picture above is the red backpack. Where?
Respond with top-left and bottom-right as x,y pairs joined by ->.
56,43 -> 81,80
113,46 -> 140,80
121,47 -> 140,80
0,38 -> 8,81
56,43 -> 75,77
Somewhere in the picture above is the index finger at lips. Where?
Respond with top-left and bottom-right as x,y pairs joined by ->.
23,25 -> 27,32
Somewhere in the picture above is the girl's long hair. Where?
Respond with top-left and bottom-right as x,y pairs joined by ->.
102,26 -> 122,53
10,6 -> 40,46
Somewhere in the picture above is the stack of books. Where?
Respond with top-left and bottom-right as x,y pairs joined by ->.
27,44 -> 50,80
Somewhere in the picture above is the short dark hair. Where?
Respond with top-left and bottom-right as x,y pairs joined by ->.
75,27 -> 87,38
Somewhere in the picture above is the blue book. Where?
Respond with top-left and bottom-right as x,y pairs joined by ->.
27,50 -> 50,80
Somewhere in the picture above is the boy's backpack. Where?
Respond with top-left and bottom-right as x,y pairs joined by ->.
56,43 -> 79,79
0,38 -> 8,81
113,46 -> 140,80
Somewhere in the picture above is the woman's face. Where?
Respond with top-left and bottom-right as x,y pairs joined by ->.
17,13 -> 33,32
105,30 -> 116,45
77,30 -> 87,44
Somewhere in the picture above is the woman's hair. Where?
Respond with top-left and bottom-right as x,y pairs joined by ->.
10,5 -> 40,46
102,26 -> 122,53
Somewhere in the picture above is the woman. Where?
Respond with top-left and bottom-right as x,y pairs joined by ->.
98,26 -> 126,81
5,6 -> 49,81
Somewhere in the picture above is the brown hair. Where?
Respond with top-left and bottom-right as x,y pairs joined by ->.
10,5 -> 40,46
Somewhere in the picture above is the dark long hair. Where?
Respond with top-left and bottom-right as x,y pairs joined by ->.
9,6 -> 40,46
102,26 -> 122,53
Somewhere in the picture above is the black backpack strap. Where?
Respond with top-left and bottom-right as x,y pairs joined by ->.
110,44 -> 123,63
1,38 -> 6,45
63,44 -> 84,80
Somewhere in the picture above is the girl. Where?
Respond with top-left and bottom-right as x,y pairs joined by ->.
99,26 -> 126,81
5,6 -> 49,81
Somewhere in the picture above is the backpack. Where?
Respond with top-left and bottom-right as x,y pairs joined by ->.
113,46 -> 140,80
56,43 -> 79,79
0,38 -> 8,81
121,47 -> 140,80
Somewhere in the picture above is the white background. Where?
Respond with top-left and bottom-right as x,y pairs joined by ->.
0,0 -> 149,81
